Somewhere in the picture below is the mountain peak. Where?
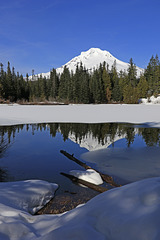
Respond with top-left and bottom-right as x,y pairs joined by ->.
82,47 -> 105,54
56,48 -> 143,76
80,48 -> 112,58
32,48 -> 144,79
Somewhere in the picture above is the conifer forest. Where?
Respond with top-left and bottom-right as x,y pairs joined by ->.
0,55 -> 160,104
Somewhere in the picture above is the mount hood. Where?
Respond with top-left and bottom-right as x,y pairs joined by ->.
34,48 -> 143,79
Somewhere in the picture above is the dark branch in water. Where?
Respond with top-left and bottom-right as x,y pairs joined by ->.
60,172 -> 108,193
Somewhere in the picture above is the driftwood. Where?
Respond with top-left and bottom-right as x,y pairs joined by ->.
60,172 -> 108,193
60,150 -> 120,187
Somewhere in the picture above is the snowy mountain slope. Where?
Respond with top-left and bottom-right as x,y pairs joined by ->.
32,48 -> 143,79
56,48 -> 143,76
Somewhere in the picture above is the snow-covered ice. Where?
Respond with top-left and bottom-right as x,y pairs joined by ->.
1,104 -> 160,127
81,147 -> 160,183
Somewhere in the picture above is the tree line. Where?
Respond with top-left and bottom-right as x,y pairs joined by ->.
0,55 -> 160,104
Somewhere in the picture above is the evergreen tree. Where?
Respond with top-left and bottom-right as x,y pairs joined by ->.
16,72 -> 21,100
19,74 -> 26,100
110,61 -> 122,101
0,63 -> 4,99
102,62 -> 111,102
90,69 -> 99,103
91,65 -> 105,103
25,73 -> 29,101
48,68 -> 59,100
80,67 -> 90,103
72,64 -> 82,103
119,70 -> 128,101
112,79 -> 122,102
153,55 -> 160,96
145,55 -> 160,96
58,66 -> 71,101
38,74 -> 45,101
123,83 -> 139,104
127,58 -> 137,87
137,75 -> 148,98
98,63 -> 106,103
6,62 -> 13,100
68,71 -> 74,101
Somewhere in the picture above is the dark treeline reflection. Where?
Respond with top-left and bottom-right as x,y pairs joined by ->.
1,123 -> 160,151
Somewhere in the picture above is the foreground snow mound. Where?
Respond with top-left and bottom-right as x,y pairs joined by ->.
0,180 -> 58,214
1,178 -> 160,239
40,177 -> 160,240
69,169 -> 103,185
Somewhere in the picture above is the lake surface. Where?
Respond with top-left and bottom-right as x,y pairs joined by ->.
0,122 -> 160,212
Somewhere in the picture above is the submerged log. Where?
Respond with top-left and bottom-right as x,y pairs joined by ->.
61,172 -> 108,193
60,150 -> 121,187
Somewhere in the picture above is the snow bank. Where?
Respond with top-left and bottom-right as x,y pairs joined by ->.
140,95 -> 160,104
0,180 -> 58,214
1,104 -> 160,127
69,169 -> 103,185
0,178 -> 160,239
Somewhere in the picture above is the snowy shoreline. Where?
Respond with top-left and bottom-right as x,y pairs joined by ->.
1,104 -> 160,239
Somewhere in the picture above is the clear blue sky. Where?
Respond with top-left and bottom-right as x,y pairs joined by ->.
0,0 -> 160,75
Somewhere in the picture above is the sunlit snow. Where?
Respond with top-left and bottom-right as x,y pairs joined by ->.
69,169 -> 103,185
1,104 -> 160,127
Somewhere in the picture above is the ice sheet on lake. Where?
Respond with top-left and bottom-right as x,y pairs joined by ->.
81,147 -> 160,183
1,104 -> 160,127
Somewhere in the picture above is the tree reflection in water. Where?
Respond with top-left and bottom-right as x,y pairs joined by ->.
0,134 -> 10,181
0,123 -> 160,153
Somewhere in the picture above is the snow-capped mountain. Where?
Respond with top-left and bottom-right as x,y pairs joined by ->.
32,48 -> 143,79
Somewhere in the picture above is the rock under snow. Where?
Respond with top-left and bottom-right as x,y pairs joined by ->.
69,169 -> 103,185
0,180 -> 58,214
